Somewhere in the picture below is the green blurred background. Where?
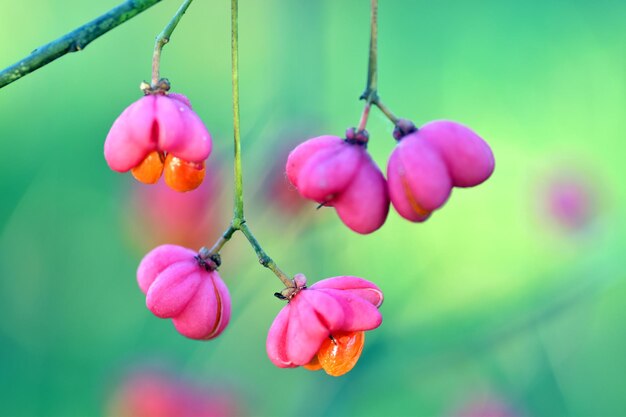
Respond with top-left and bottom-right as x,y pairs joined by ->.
1,0 -> 625,416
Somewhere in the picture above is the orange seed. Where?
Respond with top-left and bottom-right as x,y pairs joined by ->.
131,151 -> 165,184
163,154 -> 206,192
303,354 -> 322,371
317,331 -> 365,377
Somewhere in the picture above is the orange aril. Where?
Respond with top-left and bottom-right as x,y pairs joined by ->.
303,354 -> 322,371
131,151 -> 165,184
163,154 -> 206,192
316,331 -> 365,377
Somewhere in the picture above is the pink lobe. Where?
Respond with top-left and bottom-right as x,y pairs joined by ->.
317,288 -> 382,332
302,290 -> 345,331
137,244 -> 196,294
126,95 -> 158,148
386,150 -> 431,222
297,143 -> 362,202
389,134 -> 452,213
207,273 -> 232,339
266,306 -> 295,368
285,296 -> 328,366
285,136 -> 343,187
155,95 -> 186,155
172,272 -> 230,340
104,115 -> 145,172
178,105 -> 212,162
333,157 -> 390,234
158,96 -> 212,163
310,276 -> 384,307
104,97 -> 158,172
419,120 -> 495,187
146,263 -> 201,318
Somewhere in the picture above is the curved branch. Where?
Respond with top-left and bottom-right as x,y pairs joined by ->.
0,0 -> 164,89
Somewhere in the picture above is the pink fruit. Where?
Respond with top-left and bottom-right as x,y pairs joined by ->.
388,119 -> 494,222
286,136 -> 389,234
104,93 -> 212,191
419,120 -> 494,188
137,245 -> 230,340
267,273 -> 383,375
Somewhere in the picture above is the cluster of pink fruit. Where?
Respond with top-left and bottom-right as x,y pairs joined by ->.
136,244 -> 384,377
288,119 -> 495,234
103,84 -> 495,376
104,90 -> 385,376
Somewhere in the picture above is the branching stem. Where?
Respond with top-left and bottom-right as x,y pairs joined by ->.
357,0 -> 400,130
239,223 -> 292,288
375,98 -> 400,125
203,0 -> 292,290
360,0 -> 379,105
2,0 -> 293,289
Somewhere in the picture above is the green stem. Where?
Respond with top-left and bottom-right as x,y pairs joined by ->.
357,102 -> 372,132
231,0 -> 244,222
356,0 -> 379,133
206,224 -> 238,255
357,0 -> 400,129
240,223 -> 292,288
360,0 -> 379,104
374,98 -> 399,125
152,0 -> 194,87
200,0 -> 291,289
0,0 -> 163,89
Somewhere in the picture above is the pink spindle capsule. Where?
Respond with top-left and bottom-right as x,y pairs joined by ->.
137,245 -> 230,340
104,93 -> 212,192
387,119 -> 494,222
286,135 -> 389,234
267,274 -> 383,376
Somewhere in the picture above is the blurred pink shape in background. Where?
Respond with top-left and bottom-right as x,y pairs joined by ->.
107,369 -> 244,417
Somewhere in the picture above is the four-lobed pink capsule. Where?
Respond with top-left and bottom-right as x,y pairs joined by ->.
286,135 -> 389,234
266,274 -> 383,375
388,120 -> 495,222
104,93 -> 212,192
137,244 -> 231,340
105,93 -> 211,172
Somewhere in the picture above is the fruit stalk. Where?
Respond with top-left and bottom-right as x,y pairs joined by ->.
358,0 -> 399,130
152,0 -> 195,87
